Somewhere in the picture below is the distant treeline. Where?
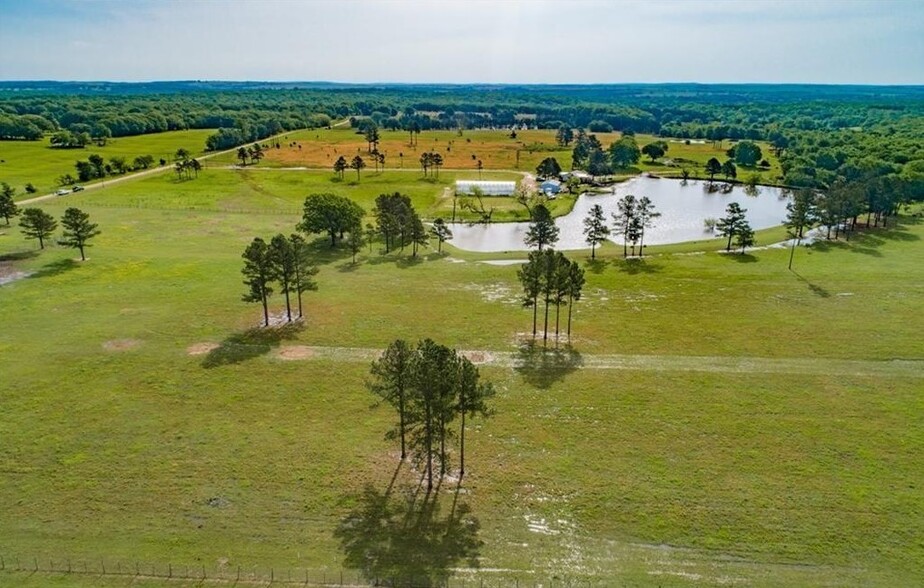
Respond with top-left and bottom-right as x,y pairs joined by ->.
0,83 -> 922,190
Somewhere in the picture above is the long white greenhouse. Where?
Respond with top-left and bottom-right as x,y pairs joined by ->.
454,180 -> 517,196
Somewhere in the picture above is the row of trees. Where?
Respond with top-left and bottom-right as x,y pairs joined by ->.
236,143 -> 265,166
241,234 -> 319,326
333,155 -> 367,181
367,338 -> 494,488
579,196 -> 661,259
3,202 -> 100,260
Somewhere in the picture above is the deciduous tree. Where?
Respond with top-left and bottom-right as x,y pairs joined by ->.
641,141 -> 666,162
299,193 -> 364,247
609,136 -> 641,169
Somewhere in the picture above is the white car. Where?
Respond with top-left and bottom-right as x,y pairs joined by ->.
55,189 -> 70,196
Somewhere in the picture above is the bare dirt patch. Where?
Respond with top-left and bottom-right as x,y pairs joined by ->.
187,342 -> 219,356
102,339 -> 142,351
462,350 -> 494,364
277,345 -> 315,360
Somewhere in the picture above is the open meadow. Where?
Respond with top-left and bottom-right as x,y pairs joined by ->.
209,127 -> 784,182
0,129 -> 215,198
1,142 -> 922,587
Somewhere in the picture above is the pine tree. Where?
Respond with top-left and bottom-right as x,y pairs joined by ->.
524,204 -> 560,251
582,203 -> 610,259
241,237 -> 276,327
0,183 -> 20,225
19,207 -> 58,250
59,207 -> 101,261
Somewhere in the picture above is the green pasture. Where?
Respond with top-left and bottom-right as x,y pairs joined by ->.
1,168 -> 922,586
0,129 -> 214,198
59,167 -> 569,222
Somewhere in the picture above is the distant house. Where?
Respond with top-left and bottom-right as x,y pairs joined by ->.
455,180 -> 516,196
540,179 -> 562,195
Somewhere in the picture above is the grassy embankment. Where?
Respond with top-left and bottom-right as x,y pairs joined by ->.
1,162 -> 922,586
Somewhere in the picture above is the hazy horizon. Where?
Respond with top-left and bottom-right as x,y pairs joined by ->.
1,0 -> 922,85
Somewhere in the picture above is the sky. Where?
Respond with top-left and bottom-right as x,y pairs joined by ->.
0,0 -> 922,85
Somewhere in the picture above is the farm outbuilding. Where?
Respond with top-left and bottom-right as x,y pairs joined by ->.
560,170 -> 592,183
455,180 -> 516,196
540,179 -> 562,195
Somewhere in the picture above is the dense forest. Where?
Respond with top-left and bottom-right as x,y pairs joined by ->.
1,82 -> 922,194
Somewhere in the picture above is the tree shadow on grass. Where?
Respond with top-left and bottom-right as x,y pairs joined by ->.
201,321 -> 303,368
28,258 -> 80,279
335,481 -> 481,587
790,270 -> 830,298
0,250 -> 40,262
365,250 -> 440,269
613,258 -> 662,275
727,253 -> 758,263
584,258 -> 608,274
514,341 -> 583,390
810,238 -> 881,258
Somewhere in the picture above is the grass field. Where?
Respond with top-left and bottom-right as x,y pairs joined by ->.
0,130 -> 214,198
1,150 -> 922,586
209,127 -> 783,182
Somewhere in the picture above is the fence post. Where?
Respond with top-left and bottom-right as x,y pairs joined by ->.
341,569 -> 344,585
33,557 -> 38,572
67,558 -> 71,573
237,565 -> 240,581
202,564 -> 206,579
169,563 -> 172,578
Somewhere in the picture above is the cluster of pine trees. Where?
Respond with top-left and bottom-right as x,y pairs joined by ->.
367,339 -> 495,489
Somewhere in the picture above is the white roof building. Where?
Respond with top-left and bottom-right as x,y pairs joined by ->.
455,180 -> 516,196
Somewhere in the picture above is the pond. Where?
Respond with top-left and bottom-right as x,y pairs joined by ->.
448,176 -> 791,252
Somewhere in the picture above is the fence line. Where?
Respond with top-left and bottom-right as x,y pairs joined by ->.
0,554 -> 602,587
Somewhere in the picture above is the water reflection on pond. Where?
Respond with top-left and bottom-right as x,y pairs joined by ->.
448,177 -> 790,252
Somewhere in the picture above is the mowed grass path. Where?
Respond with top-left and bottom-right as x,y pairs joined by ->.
0,172 -> 922,586
0,129 -> 214,198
